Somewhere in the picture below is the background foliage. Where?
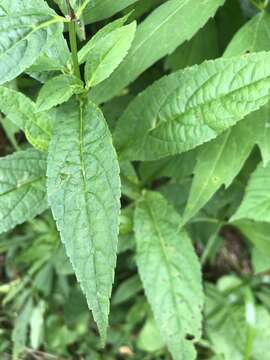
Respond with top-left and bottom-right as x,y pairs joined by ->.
1,0 -> 270,359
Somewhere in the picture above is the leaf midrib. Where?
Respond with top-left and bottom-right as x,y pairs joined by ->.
78,102 -> 105,326
144,199 -> 183,335
151,65 -> 270,133
0,176 -> 45,198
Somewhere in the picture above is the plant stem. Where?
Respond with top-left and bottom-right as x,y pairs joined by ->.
68,21 -> 81,79
66,0 -> 81,79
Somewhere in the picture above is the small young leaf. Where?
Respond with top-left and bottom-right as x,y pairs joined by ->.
85,22 -> 136,87
0,86 -> 52,151
231,162 -> 270,223
0,0 -> 63,84
114,51 -> 270,161
112,275 -> 142,305
0,149 -> 47,234
37,74 -> 84,112
90,0 -> 225,104
134,191 -> 203,360
47,100 -> 121,342
77,14 -> 131,65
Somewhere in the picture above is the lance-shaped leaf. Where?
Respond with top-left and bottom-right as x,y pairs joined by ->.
85,22 -> 136,87
77,15 -> 130,65
36,74 -> 84,112
47,100 -> 121,341
0,0 -> 63,84
182,12 -> 270,223
224,10 -> 270,57
182,108 -> 270,224
231,162 -> 270,223
0,86 -> 52,151
83,0 -> 139,24
0,149 -> 47,234
90,0 -> 225,104
114,51 -> 270,161
165,20 -> 219,72
134,191 -> 203,360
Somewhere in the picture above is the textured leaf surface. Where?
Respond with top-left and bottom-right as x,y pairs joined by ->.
90,0 -> 225,104
182,12 -> 270,223
0,149 -> 47,234
85,22 -> 136,87
114,51 -> 270,161
37,74 -> 84,112
134,191 -> 203,360
0,86 -> 51,151
231,162 -> 270,222
47,100 -> 121,341
0,0 -> 63,84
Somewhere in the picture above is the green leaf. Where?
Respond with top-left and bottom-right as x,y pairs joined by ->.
233,219 -> 270,257
85,22 -> 136,87
251,247 -> 270,274
36,74 -> 84,112
77,14 -> 131,65
112,275 -> 142,305
182,11 -> 270,223
137,317 -> 165,353
182,117 -> 255,224
134,191 -> 203,360
0,86 -> 52,151
224,11 -> 270,57
12,299 -> 33,360
231,162 -> 270,222
255,102 -> 270,166
27,34 -> 70,73
0,0 -> 63,84
139,150 -> 197,183
47,100 -> 121,341
90,0 -> 225,104
83,0 -> 139,24
165,19 -> 219,72
30,301 -> 46,350
0,149 -> 47,234
114,51 -> 270,161
207,304 -> 270,360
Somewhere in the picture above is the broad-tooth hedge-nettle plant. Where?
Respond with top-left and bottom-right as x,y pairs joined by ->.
1,0 -> 270,358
